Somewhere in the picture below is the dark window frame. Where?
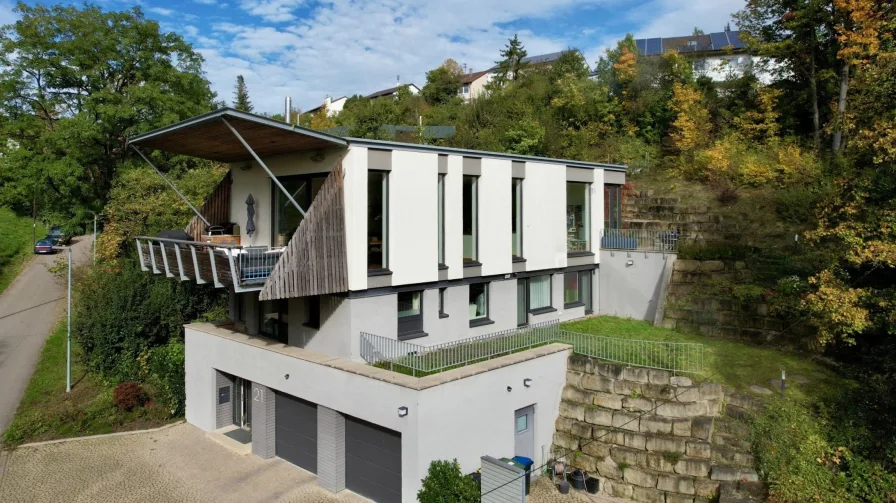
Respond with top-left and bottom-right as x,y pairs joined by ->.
271,173 -> 329,248
438,287 -> 449,318
397,290 -> 426,340
564,271 -> 591,309
566,181 -> 591,254
462,175 -> 479,264
368,170 -> 389,273
512,177 -> 523,260
259,299 -> 289,343
468,282 -> 492,327
604,184 -> 623,230
527,275 -> 556,315
438,173 -> 446,267
303,296 -> 321,329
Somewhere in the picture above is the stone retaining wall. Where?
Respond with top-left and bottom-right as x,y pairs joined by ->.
552,354 -> 759,503
623,192 -> 740,242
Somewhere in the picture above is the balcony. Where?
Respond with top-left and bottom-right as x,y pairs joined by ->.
136,236 -> 283,292
600,228 -> 679,253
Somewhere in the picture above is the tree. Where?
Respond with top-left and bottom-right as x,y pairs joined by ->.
693,27 -> 705,36
422,59 -> 464,105
233,75 -> 253,112
494,34 -> 528,85
669,83 -> 712,154
0,3 -> 216,228
417,460 -> 480,503
549,50 -> 589,81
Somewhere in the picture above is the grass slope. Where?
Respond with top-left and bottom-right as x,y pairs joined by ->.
0,207 -> 45,294
2,323 -> 174,448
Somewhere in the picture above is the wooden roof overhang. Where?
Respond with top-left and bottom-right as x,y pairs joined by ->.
128,108 -> 348,163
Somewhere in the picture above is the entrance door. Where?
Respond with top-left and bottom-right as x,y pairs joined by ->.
233,378 -> 252,430
514,405 -> 535,461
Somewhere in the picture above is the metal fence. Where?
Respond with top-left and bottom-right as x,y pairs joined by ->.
360,320 -> 703,377
600,228 -> 680,253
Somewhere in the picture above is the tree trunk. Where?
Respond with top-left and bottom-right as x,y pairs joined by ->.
832,61 -> 850,154
810,52 -> 821,151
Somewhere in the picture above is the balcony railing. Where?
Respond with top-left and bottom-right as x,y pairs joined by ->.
360,320 -> 703,377
600,228 -> 680,253
135,236 -> 283,292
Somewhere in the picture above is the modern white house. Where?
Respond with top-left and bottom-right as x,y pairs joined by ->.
459,50 -> 588,101
129,108 -> 639,503
305,95 -> 348,117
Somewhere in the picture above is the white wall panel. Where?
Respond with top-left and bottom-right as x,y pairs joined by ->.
342,147 -> 368,291
522,162 -> 567,271
478,158 -> 512,276
444,156 -> 464,279
390,150 -> 439,285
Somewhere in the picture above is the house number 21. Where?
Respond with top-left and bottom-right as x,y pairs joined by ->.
253,387 -> 265,402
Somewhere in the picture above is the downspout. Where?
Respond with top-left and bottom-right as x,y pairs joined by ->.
130,145 -> 210,228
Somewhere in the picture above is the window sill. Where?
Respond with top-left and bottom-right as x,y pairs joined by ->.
469,317 -> 494,328
439,312 -> 449,319
367,268 -> 393,277
564,301 -> 586,309
463,260 -> 482,268
512,256 -> 527,263
438,264 -> 448,270
528,306 -> 557,315
567,251 -> 595,258
398,330 -> 428,341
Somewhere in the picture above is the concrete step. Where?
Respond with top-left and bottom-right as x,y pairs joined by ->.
711,446 -> 755,467
711,432 -> 752,452
711,465 -> 759,483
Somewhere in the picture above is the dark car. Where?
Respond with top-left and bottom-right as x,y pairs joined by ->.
34,238 -> 56,254
46,226 -> 71,246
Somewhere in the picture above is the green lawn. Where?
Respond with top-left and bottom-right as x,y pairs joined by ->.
2,323 -> 175,448
0,207 -> 45,294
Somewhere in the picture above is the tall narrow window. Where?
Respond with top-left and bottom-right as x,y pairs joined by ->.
517,280 -> 528,326
604,185 -> 622,229
469,283 -> 488,322
512,178 -> 523,259
564,270 -> 592,310
528,275 -> 552,311
368,171 -> 388,270
274,174 -> 326,247
567,182 -> 591,253
581,270 -> 593,314
397,291 -> 423,337
438,288 -> 448,318
438,174 -> 446,266
259,299 -> 288,343
463,176 -> 478,263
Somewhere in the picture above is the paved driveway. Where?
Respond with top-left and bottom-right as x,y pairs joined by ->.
0,235 -> 93,435
0,423 -> 369,503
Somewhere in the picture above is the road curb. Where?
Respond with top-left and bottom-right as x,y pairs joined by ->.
4,420 -> 185,450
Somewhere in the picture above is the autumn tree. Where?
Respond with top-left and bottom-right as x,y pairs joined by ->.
233,75 -> 253,112
669,83 -> 712,154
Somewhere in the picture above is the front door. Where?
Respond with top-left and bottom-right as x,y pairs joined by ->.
514,405 -> 535,461
233,378 -> 252,430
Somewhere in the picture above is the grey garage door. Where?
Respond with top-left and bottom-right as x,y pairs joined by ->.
346,416 -> 402,503
275,391 -> 317,473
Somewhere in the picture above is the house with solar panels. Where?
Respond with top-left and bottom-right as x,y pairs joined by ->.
635,28 -> 776,84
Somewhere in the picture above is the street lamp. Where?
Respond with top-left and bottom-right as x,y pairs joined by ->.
53,244 -> 72,392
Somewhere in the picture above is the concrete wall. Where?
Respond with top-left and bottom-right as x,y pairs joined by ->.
185,324 -> 569,503
523,162 -> 568,271
478,158 -> 512,276
599,250 -> 671,321
389,150 -> 439,286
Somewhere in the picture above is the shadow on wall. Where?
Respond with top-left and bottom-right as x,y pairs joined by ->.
598,251 -> 672,321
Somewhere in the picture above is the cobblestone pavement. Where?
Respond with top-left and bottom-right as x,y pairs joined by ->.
0,423 -> 369,503
528,476 -> 630,503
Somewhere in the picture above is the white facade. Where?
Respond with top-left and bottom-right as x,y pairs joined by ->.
693,54 -> 778,85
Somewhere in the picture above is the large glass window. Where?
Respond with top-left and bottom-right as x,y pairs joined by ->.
368,171 -> 388,270
397,291 -> 423,336
259,299 -> 288,343
528,275 -> 552,311
565,270 -> 592,310
469,283 -> 488,321
512,178 -> 523,258
605,185 -> 623,229
438,174 -> 445,265
274,174 -> 327,247
463,176 -> 478,263
567,182 -> 591,252
517,280 -> 528,326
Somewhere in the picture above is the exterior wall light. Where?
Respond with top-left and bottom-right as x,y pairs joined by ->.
626,260 -> 634,266
398,406 -> 409,417
523,378 -> 532,388
284,374 -> 290,380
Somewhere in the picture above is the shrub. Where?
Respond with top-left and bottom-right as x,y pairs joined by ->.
678,242 -> 754,261
113,381 -> 146,411
417,459 -> 480,503
143,341 -> 186,416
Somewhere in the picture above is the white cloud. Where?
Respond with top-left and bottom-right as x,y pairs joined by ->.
628,0 -> 742,38
193,0 -> 218,4
148,7 -> 175,16
238,0 -> 306,22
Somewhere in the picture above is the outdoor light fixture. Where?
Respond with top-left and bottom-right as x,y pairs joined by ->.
284,374 -> 290,380
507,386 -> 513,392
397,406 -> 409,417
523,378 -> 532,388
626,260 -> 634,266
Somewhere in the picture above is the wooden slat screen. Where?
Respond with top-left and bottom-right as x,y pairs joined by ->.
185,170 -> 232,242
259,161 -> 349,300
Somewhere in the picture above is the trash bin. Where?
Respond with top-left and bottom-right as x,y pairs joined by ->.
512,456 -> 534,495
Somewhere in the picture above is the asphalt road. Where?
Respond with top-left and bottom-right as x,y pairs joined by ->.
0,235 -> 93,436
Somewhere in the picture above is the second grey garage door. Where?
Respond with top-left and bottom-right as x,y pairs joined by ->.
275,391 -> 317,473
346,416 -> 401,503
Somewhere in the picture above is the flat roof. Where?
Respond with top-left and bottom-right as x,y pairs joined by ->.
129,108 -> 627,171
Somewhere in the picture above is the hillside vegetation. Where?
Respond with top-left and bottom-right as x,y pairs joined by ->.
0,206 -> 44,294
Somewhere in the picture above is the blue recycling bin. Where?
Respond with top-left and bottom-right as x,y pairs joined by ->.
512,456 -> 534,495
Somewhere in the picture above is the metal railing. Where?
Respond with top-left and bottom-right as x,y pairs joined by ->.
600,228 -> 680,253
135,236 -> 283,292
360,320 -> 703,377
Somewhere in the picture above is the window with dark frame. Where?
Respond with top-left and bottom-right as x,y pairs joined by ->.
438,288 -> 448,318
567,182 -> 591,253
512,178 -> 523,259
527,275 -> 552,312
273,173 -> 327,247
259,299 -> 288,343
368,171 -> 388,270
564,270 -> 592,310
604,184 -> 623,229
303,296 -> 320,329
438,174 -> 446,266
397,291 -> 423,337
462,175 -> 478,263
469,283 -> 488,323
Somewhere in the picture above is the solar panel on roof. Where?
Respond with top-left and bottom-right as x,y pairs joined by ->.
728,31 -> 746,49
645,38 -> 663,56
636,39 -> 647,54
709,32 -> 730,49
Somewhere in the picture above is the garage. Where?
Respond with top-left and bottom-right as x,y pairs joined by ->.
275,391 -> 317,473
345,416 -> 402,503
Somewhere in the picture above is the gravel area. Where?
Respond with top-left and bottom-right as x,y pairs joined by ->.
0,423 -> 368,503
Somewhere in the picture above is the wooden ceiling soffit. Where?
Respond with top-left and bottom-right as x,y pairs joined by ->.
259,161 -> 349,300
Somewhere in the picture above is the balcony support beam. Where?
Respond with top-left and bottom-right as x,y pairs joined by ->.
207,247 -> 225,288
159,242 -> 174,278
148,241 -> 160,274
189,245 -> 207,284
221,117 -> 306,217
174,244 -> 189,281
136,239 -> 149,272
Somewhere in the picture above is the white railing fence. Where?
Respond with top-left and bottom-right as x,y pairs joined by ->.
360,320 -> 703,377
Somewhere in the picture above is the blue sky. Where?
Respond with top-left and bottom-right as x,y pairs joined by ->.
1,0 -> 744,114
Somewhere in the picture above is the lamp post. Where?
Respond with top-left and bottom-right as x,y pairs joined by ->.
66,245 -> 71,392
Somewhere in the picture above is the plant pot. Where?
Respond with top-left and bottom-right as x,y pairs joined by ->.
569,470 -> 586,491
557,480 -> 570,494
585,476 -> 599,494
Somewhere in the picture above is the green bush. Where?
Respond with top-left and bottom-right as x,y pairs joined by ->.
417,459 -> 480,503
143,341 -> 186,415
842,455 -> 896,503
678,242 -> 754,261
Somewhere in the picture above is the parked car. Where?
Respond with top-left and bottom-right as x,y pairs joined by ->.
46,226 -> 72,246
34,238 -> 56,254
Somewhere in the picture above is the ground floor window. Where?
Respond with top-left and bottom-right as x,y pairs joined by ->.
564,270 -> 592,310
260,299 -> 288,343
528,275 -> 552,312
469,283 -> 488,323
397,291 -> 423,337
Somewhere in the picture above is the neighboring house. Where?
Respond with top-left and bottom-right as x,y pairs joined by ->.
458,70 -> 490,101
634,29 -> 777,84
366,83 -> 421,100
305,95 -> 347,117
129,108 -> 628,503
